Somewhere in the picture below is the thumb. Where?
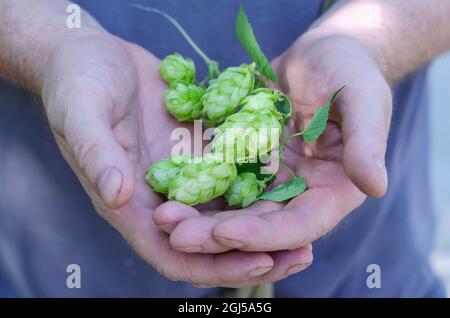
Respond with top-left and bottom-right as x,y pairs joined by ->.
61,99 -> 135,209
339,82 -> 392,197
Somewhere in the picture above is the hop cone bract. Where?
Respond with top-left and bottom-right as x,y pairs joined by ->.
225,172 -> 264,208
164,83 -> 205,121
168,154 -> 237,206
160,53 -> 195,85
211,90 -> 283,162
241,88 -> 284,112
145,156 -> 191,194
201,63 -> 255,125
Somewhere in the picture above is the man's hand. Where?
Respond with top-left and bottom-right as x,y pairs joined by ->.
154,31 -> 391,261
40,30 -> 314,287
154,0 -> 450,266
208,32 -> 392,251
145,0 -> 450,284
0,0 -> 313,288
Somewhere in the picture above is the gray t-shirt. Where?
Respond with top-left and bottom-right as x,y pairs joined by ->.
0,0 -> 445,297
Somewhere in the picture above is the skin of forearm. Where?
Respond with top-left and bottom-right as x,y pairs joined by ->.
0,0 -> 104,93
313,0 -> 450,83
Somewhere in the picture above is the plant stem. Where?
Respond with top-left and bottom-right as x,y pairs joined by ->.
262,173 -> 275,184
284,131 -> 304,144
131,4 -> 220,79
281,162 -> 296,179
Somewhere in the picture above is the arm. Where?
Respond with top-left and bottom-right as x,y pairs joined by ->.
0,0 -> 104,93
315,0 -> 450,83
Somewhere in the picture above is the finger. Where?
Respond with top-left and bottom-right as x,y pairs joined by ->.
159,168 -> 288,240
120,204 -> 311,288
150,235 -> 275,287
178,251 -> 275,287
257,244 -> 313,282
338,81 -> 392,197
58,92 -> 136,209
213,183 -> 364,251
169,201 -> 283,253
152,199 -> 227,235
152,201 -> 201,234
104,196 -> 279,288
117,206 -> 277,288
170,216 -> 230,253
196,245 -> 313,288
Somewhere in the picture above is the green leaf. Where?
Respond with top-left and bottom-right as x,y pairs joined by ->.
301,86 -> 345,143
236,5 -> 277,82
258,177 -> 306,202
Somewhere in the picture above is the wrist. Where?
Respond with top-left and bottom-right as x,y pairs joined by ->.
41,27 -> 110,94
0,1 -> 107,94
41,29 -> 118,117
303,26 -> 394,84
309,0 -> 405,84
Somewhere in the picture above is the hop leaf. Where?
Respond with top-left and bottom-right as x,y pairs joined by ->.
235,5 -> 277,82
160,53 -> 196,85
301,86 -> 345,142
225,172 -> 265,208
258,177 -> 306,202
164,83 -> 205,121
201,63 -> 255,125
168,153 -> 237,206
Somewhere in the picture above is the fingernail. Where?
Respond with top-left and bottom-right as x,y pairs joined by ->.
246,266 -> 272,278
98,167 -> 123,207
214,236 -> 245,248
176,245 -> 203,253
285,263 -> 311,276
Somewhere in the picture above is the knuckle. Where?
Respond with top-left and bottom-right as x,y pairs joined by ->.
290,208 -> 324,246
294,213 -> 317,246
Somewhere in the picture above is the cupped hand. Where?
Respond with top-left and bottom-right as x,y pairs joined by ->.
41,30 -> 309,287
156,31 -> 392,263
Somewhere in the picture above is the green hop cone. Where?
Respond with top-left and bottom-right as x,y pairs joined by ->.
168,153 -> 237,206
160,53 -> 196,85
241,88 -> 292,125
225,172 -> 265,208
201,63 -> 255,125
145,156 -> 191,194
164,83 -> 205,121
211,90 -> 284,163
241,88 -> 283,112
